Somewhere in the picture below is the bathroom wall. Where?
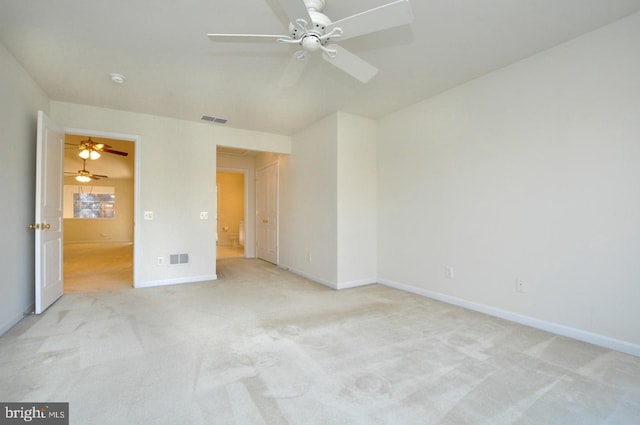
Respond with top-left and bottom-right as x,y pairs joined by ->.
216,171 -> 244,247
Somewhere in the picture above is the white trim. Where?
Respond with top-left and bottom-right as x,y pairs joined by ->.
279,265 -> 338,290
63,241 -> 133,245
277,266 -> 375,291
337,278 -> 377,290
0,304 -> 35,336
136,274 -> 218,289
379,278 -> 640,358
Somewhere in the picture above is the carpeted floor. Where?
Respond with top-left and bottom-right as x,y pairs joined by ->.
63,243 -> 133,293
1,258 -> 639,424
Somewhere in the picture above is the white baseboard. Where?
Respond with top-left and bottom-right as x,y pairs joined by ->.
278,265 -> 338,290
0,303 -> 35,336
337,277 -> 377,290
136,274 -> 218,289
63,241 -> 133,245
379,278 -> 640,358
278,265 -> 376,291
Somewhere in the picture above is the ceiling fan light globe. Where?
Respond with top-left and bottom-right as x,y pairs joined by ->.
89,150 -> 101,160
79,149 -> 90,159
302,36 -> 321,52
75,175 -> 91,183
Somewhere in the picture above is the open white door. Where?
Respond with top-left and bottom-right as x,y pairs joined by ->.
34,110 -> 64,314
256,162 -> 278,264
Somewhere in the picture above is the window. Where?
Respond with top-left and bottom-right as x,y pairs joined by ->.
64,186 -> 115,219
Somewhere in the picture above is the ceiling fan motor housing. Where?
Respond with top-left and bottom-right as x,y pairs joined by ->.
288,8 -> 333,47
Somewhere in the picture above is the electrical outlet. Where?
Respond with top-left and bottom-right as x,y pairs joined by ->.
157,256 -> 164,266
199,211 -> 208,220
144,211 -> 154,220
516,279 -> 527,293
445,266 -> 454,279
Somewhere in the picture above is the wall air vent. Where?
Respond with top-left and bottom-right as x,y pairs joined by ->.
169,253 -> 189,265
201,114 -> 228,124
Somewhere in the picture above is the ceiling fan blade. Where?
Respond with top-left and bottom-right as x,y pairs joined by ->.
279,52 -> 310,87
92,174 -> 109,179
278,0 -> 313,28
102,148 -> 128,157
208,33 -> 290,43
326,0 -> 414,41
322,45 -> 378,83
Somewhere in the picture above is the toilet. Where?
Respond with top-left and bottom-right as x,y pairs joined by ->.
227,221 -> 244,248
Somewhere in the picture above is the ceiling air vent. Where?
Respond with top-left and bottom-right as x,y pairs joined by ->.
201,114 -> 228,124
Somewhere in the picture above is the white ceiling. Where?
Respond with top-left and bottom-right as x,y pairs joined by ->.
2,0 -> 640,136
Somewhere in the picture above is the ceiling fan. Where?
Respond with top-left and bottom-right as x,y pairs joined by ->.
65,137 -> 128,160
208,0 -> 414,86
65,159 -> 109,182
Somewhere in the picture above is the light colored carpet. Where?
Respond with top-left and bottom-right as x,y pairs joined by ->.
64,243 -> 133,293
1,258 -> 639,424
217,245 -> 245,259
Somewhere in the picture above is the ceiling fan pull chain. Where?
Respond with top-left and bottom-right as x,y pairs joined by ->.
294,50 -> 307,61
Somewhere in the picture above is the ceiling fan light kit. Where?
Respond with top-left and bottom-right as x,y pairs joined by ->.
66,158 -> 110,182
65,137 -> 129,182
75,174 -> 92,183
207,0 -> 413,86
70,137 -> 128,160
79,148 -> 101,160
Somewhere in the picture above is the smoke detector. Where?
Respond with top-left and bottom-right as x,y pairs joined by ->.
109,73 -> 125,84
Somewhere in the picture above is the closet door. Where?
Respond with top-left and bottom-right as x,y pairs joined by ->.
256,162 -> 278,264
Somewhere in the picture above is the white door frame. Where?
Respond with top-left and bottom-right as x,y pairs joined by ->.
64,127 -> 141,287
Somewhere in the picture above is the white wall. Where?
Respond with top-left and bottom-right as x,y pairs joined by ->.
51,101 -> 290,287
0,42 -> 50,333
377,13 -> 640,353
278,112 -> 377,289
279,114 -> 338,285
337,113 -> 377,287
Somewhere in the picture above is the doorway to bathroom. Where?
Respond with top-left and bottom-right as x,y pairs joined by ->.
216,170 -> 246,259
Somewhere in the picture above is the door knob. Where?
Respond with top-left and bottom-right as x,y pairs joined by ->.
43,223 -> 51,229
262,219 -> 269,224
29,224 -> 40,230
